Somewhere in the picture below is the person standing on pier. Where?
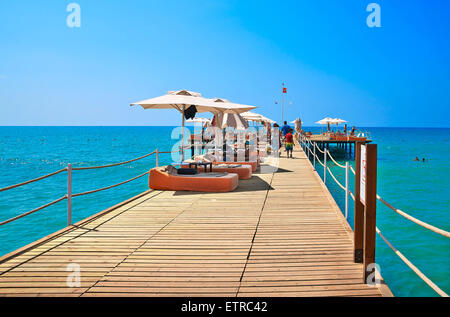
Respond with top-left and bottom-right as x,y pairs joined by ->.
285,128 -> 294,158
281,121 -> 291,137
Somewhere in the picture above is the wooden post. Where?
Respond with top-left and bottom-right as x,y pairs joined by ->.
354,142 -> 364,263
364,144 -> 377,282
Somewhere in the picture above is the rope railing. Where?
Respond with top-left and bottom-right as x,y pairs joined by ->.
302,136 -> 346,168
314,153 -> 325,167
159,150 -> 180,154
72,171 -> 150,197
327,150 -> 346,169
349,190 -> 355,201
0,147 -> 181,227
326,166 -> 346,191
0,168 -> 67,193
0,196 -> 67,227
376,227 -> 448,297
299,135 -> 450,295
72,150 -> 157,170
314,142 -> 325,154
300,135 -> 450,238
376,194 -> 450,238
347,163 -> 449,238
347,190 -> 448,297
298,135 -> 349,219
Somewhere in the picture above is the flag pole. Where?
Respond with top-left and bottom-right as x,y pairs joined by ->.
281,83 -> 284,124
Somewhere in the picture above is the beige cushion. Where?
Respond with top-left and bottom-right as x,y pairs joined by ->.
164,165 -> 177,175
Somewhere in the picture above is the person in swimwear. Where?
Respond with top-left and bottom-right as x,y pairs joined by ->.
285,128 -> 294,158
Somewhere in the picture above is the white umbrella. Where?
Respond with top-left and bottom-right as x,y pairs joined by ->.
241,111 -> 263,122
210,98 -> 256,114
330,118 -> 347,125
216,112 -> 249,129
329,118 -> 347,133
315,117 -> 335,132
211,98 -> 254,129
315,117 -> 334,125
241,111 -> 275,124
131,90 -> 256,159
260,115 -> 276,124
132,91 -> 255,114
315,116 -> 335,133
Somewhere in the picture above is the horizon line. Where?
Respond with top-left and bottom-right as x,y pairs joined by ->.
0,125 -> 449,129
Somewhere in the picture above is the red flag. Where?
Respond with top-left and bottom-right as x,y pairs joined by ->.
283,87 -> 287,93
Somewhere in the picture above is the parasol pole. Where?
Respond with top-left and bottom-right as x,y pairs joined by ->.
181,105 -> 185,161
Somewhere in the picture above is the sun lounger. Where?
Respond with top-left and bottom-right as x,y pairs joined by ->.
183,163 -> 252,179
213,160 -> 258,172
149,167 -> 239,192
184,153 -> 259,172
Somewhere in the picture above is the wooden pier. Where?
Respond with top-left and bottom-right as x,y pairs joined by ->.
305,134 -> 372,156
0,145 -> 391,297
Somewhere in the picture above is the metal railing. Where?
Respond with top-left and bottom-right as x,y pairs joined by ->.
299,136 -> 350,219
0,148 -> 182,227
298,134 -> 449,297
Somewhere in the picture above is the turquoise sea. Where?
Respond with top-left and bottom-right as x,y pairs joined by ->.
0,126 -> 449,297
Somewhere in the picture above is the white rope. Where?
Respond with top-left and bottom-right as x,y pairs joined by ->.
377,195 -> 450,238
326,167 -> 346,191
347,164 -> 448,237
327,150 -> 346,169
314,153 -> 325,167
349,190 -> 355,201
347,190 -> 448,297
376,227 -> 448,297
315,143 -> 325,154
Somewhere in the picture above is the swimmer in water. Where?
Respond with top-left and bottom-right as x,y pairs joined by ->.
414,157 -> 419,161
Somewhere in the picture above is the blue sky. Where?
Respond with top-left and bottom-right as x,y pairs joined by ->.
0,0 -> 449,127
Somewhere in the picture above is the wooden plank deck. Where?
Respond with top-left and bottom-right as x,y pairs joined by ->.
0,146 -> 391,297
